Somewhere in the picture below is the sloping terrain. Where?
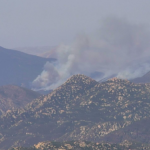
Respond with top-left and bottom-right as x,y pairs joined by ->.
11,140 -> 150,150
14,46 -> 57,58
0,85 -> 41,115
0,46 -> 55,87
101,117 -> 150,144
131,71 -> 150,83
0,75 -> 150,149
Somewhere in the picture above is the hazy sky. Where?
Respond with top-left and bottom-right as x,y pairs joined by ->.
0,0 -> 150,48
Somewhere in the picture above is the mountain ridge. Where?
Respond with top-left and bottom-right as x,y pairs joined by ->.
0,46 -> 55,88
131,71 -> 150,83
0,74 -> 150,149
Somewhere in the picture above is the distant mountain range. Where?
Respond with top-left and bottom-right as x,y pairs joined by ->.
0,46 -> 55,88
3,46 -> 150,90
131,71 -> 150,83
0,74 -> 150,149
14,46 -> 57,58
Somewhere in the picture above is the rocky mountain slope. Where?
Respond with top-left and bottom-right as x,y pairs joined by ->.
0,74 -> 150,149
0,85 -> 41,115
0,46 -> 55,87
11,140 -> 150,150
101,117 -> 150,144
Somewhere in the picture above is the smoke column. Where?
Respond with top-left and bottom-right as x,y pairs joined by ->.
32,17 -> 150,91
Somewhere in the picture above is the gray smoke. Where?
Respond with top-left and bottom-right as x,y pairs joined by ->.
32,17 -> 150,91
32,62 -> 60,90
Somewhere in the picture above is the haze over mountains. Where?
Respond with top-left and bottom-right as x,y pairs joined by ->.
22,17 -> 150,91
1,44 -> 150,95
14,46 -> 57,58
2,17 -> 150,92
2,1 -> 150,149
1,44 -> 150,149
1,42 -> 150,96
0,46 -> 55,88
0,17 -> 150,150
0,44 -> 150,149
131,71 -> 150,83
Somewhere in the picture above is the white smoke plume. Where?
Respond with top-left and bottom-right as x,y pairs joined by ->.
32,62 -> 60,90
32,17 -> 150,91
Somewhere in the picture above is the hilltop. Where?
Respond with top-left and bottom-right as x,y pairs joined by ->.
0,75 -> 150,149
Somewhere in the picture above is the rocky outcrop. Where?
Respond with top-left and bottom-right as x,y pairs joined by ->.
0,75 -> 150,149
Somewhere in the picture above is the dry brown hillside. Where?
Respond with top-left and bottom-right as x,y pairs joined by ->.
0,85 -> 41,114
